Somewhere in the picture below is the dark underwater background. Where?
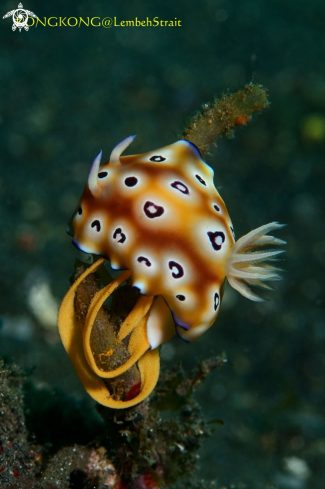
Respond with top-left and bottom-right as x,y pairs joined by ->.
1,0 -> 325,487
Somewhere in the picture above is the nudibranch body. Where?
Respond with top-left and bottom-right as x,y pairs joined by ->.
59,135 -> 285,409
70,136 -> 234,344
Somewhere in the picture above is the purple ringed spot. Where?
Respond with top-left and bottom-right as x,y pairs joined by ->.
176,294 -> 186,301
113,227 -> 126,243
168,260 -> 184,279
143,201 -> 164,219
207,231 -> 225,251
150,155 -> 166,162
91,220 -> 101,232
213,204 -> 220,212
170,181 -> 189,195
124,176 -> 138,187
137,256 -> 151,267
195,174 -> 206,186
214,292 -> 219,311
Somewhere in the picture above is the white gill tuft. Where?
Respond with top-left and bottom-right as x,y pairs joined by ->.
226,222 -> 286,302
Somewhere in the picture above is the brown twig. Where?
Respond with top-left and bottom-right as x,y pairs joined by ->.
181,83 -> 269,156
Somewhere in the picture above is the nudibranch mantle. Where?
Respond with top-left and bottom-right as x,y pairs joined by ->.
69,136 -> 234,343
59,135 -> 285,409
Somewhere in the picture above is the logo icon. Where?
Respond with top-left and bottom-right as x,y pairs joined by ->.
3,3 -> 38,32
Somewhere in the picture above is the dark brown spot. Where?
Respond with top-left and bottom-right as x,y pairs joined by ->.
98,171 -> 108,179
143,201 -> 164,219
91,220 -> 101,232
125,176 -> 138,187
150,155 -> 166,162
137,256 -> 151,267
113,227 -> 126,243
214,292 -> 219,311
196,174 -> 206,186
171,181 -> 189,195
214,204 -> 220,212
169,261 -> 184,279
176,294 -> 186,301
207,231 -> 225,251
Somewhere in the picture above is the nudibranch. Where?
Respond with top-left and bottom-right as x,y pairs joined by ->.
58,135 -> 285,409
